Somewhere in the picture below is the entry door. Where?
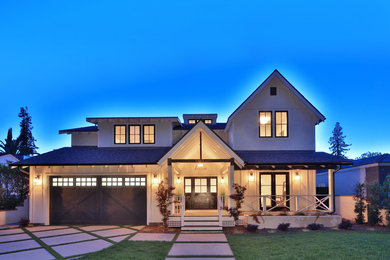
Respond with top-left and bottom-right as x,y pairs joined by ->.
260,173 -> 289,211
184,177 -> 217,209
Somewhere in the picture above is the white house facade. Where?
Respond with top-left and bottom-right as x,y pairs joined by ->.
14,70 -> 350,229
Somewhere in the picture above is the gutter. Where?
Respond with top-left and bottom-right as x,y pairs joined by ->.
331,165 -> 342,213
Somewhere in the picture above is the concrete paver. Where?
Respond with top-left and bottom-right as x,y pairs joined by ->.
0,228 -> 24,235
176,233 -> 227,242
0,233 -> 30,242
26,226 -> 68,232
41,232 -> 96,246
128,225 -> 145,230
0,248 -> 54,260
80,225 -> 120,232
168,243 -> 233,256
108,235 -> 129,242
52,239 -> 112,257
92,228 -> 136,237
130,233 -> 176,241
33,228 -> 80,238
0,239 -> 40,253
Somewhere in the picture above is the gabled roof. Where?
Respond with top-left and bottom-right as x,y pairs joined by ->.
226,70 -> 326,130
59,126 -> 98,134
86,117 -> 180,124
158,121 -> 244,167
11,147 -> 170,166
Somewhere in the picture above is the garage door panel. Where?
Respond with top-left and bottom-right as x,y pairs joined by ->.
50,176 -> 147,225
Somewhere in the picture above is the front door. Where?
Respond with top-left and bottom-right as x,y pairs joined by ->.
260,172 -> 290,211
184,177 -> 217,209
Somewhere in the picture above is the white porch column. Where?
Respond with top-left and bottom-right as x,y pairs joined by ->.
328,169 -> 334,212
168,158 -> 173,187
229,158 -> 235,207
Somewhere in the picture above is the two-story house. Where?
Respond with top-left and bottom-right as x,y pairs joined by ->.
13,70 -> 351,230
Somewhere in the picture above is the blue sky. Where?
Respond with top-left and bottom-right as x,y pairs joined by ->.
0,1 -> 389,158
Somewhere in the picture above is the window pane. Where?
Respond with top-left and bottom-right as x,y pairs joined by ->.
275,112 -> 288,137
115,126 -> 126,144
259,112 -> 272,137
210,186 -> 217,193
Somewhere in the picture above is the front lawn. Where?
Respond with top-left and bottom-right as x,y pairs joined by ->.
81,240 -> 173,260
228,231 -> 390,260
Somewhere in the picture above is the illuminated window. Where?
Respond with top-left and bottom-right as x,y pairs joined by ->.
185,178 -> 192,193
204,119 -> 212,124
52,178 -> 73,187
129,125 -> 141,144
275,111 -> 288,137
210,178 -> 217,193
143,125 -> 155,144
259,111 -> 272,137
124,177 -> 146,186
195,178 -> 207,193
188,119 -> 196,124
102,177 -> 123,186
76,177 -> 97,187
114,125 -> 126,144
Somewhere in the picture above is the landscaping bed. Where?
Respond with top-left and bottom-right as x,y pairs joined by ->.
138,224 -> 180,233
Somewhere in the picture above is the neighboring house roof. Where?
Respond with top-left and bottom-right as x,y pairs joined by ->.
237,150 -> 351,165
173,123 -> 227,130
226,70 -> 326,130
11,147 -> 170,166
158,121 -> 245,167
0,154 -> 20,166
59,126 -> 98,134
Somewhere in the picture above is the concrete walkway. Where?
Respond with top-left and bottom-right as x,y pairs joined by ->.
0,225 -> 143,259
166,232 -> 235,260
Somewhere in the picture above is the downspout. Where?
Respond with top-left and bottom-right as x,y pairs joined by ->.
332,165 -> 342,213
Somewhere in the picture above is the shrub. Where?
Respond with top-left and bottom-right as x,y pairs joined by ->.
306,223 -> 323,230
338,219 -> 353,230
277,223 -> 290,231
367,182 -> 382,226
19,217 -> 29,227
246,224 -> 258,232
155,180 -> 175,227
225,184 -> 246,223
353,183 -> 366,224
380,176 -> 390,227
0,166 -> 29,210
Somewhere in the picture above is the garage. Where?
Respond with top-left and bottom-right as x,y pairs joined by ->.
50,176 -> 147,225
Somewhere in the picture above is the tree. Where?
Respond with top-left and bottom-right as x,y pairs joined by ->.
328,122 -> 351,158
17,107 -> 38,156
155,181 -> 175,227
353,183 -> 366,224
367,182 -> 382,226
355,152 -> 382,160
0,165 -> 29,210
0,128 -> 20,155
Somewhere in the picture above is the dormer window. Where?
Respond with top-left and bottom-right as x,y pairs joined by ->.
275,111 -> 288,137
188,119 -> 197,124
259,112 -> 272,137
204,119 -> 212,124
114,125 -> 126,144
129,125 -> 141,144
143,125 -> 155,144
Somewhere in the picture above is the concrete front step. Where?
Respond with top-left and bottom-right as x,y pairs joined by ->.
183,221 -> 219,226
181,226 -> 223,231
183,216 -> 219,221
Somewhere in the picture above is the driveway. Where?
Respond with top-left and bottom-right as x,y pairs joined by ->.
0,224 -> 144,259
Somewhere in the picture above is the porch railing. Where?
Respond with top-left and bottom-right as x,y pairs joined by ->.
241,194 -> 332,214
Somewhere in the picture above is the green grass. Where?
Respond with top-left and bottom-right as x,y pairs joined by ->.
81,240 -> 173,260
227,231 -> 390,260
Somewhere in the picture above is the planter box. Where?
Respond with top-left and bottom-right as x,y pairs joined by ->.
247,215 -> 342,229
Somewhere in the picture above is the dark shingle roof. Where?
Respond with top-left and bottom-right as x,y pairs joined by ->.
12,147 -> 170,166
174,123 -> 227,130
59,126 -> 98,134
236,150 -> 351,165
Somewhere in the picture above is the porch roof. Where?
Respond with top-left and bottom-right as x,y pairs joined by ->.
11,146 -> 170,166
236,150 -> 352,166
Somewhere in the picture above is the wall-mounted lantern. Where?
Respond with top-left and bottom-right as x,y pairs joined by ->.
177,176 -> 181,183
220,176 -> 225,184
294,172 -> 301,181
33,174 -> 42,185
249,172 -> 255,182
152,174 -> 159,184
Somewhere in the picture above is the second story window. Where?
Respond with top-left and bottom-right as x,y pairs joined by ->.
129,125 -> 141,144
275,111 -> 288,137
204,119 -> 212,124
259,112 -> 272,137
188,119 -> 196,124
143,125 -> 155,144
114,125 -> 126,144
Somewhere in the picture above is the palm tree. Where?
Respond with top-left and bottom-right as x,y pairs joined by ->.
0,128 -> 20,155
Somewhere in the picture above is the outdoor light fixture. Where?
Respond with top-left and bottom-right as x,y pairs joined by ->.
220,176 -> 225,183
197,163 -> 204,168
294,172 -> 301,181
177,176 -> 181,183
152,174 -> 159,184
249,172 -> 255,182
33,175 -> 42,185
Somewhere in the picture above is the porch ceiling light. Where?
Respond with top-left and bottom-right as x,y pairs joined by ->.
197,163 -> 204,168
33,175 -> 42,185
294,172 -> 301,181
249,172 -> 255,182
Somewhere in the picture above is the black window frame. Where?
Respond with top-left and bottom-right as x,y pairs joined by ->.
114,125 -> 127,144
259,111 -> 273,138
143,124 -> 155,144
275,111 -> 289,138
259,172 -> 290,211
270,87 -> 277,96
128,125 -> 141,144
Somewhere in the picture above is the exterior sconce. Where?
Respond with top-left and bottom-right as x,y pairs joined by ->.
249,172 -> 255,182
177,176 -> 181,183
294,172 -> 301,181
33,175 -> 42,185
152,174 -> 159,184
220,176 -> 225,184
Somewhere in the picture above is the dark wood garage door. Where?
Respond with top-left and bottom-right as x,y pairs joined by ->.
50,176 -> 147,225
